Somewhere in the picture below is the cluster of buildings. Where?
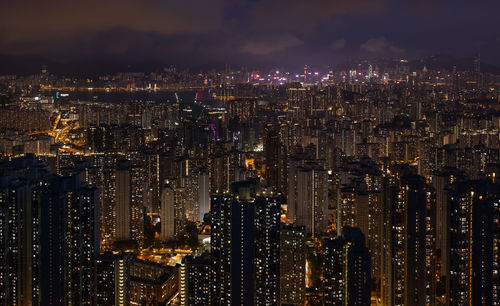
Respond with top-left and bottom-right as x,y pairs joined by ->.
0,60 -> 499,305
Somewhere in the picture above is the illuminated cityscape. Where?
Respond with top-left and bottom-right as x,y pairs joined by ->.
1,1 -> 500,305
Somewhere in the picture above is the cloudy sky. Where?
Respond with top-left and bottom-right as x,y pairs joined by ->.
0,0 -> 499,71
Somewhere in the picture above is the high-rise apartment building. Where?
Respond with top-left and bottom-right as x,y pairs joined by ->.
198,170 -> 210,221
0,155 -> 100,305
180,251 -> 211,306
448,180 -> 500,305
287,157 -> 328,237
210,179 -> 281,305
161,184 -> 175,241
384,166 -> 434,305
323,226 -> 371,305
280,224 -> 305,305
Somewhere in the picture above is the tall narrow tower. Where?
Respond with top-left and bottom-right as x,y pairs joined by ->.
161,184 -> 175,242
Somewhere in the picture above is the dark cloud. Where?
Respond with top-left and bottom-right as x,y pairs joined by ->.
241,35 -> 303,55
0,0 -> 499,71
405,0 -> 447,15
246,0 -> 387,31
329,39 -> 347,50
0,0 -> 225,42
361,37 -> 404,54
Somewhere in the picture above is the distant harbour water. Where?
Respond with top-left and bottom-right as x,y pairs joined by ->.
42,89 -> 210,104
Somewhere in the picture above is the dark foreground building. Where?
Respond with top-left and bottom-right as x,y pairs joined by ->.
323,226 -> 371,305
211,179 -> 281,305
0,155 -> 100,305
448,180 -> 500,305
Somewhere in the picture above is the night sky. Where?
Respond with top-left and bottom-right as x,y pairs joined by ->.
0,0 -> 499,72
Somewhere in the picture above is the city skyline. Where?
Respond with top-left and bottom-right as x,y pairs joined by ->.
1,1 -> 499,305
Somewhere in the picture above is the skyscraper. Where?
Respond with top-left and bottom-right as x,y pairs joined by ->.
431,168 -> 468,302
280,224 -> 305,305
385,166 -> 433,305
161,184 -> 175,241
264,123 -> 287,195
116,165 -> 132,241
95,252 -> 134,306
61,177 -> 100,305
323,226 -> 371,305
448,180 -> 500,305
209,192 -> 232,305
287,157 -> 328,237
0,156 -> 49,305
181,251 -> 211,306
198,170 -> 210,221
254,189 -> 281,305
115,161 -> 144,246
210,179 -> 281,305
333,159 -> 385,299
0,155 -> 100,305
